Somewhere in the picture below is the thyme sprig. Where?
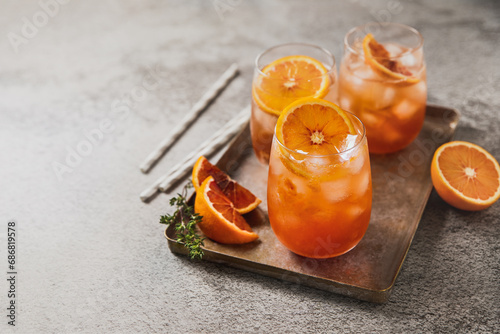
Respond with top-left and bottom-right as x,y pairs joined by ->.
160,182 -> 205,259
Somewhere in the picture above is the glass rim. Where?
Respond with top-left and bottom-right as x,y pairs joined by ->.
254,42 -> 336,79
273,109 -> 367,158
344,22 -> 424,60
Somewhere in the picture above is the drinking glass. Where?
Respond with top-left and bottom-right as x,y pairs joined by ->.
251,43 -> 338,164
267,111 -> 372,259
338,23 -> 427,154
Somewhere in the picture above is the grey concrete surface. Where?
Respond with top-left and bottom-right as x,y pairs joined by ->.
1,0 -> 499,333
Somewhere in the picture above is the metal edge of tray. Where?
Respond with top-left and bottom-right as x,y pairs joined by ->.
164,104 -> 460,303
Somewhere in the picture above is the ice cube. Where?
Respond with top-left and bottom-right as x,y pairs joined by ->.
338,134 -> 361,161
344,134 -> 359,150
359,110 -> 384,129
321,178 -> 350,203
339,96 -> 354,112
373,86 -> 396,110
352,171 -> 370,198
345,205 -> 366,221
401,49 -> 423,69
303,156 -> 334,178
346,55 -> 363,72
400,53 -> 416,67
347,153 -> 365,175
392,99 -> 419,122
353,65 -> 379,80
307,156 -> 331,167
341,71 -> 365,94
384,43 -> 405,56
292,176 -> 309,195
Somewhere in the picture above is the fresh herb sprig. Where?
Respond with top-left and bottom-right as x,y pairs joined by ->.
160,182 -> 205,259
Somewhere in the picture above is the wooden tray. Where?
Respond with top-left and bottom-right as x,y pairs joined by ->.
165,104 -> 460,303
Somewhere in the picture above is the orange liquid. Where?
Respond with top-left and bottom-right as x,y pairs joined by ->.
267,139 -> 372,258
338,45 -> 427,154
250,99 -> 278,164
251,72 -> 338,164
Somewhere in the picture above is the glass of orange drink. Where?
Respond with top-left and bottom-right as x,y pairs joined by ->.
251,43 -> 338,164
338,23 -> 427,154
267,98 -> 372,259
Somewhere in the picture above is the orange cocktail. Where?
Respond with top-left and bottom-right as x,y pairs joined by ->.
267,98 -> 372,258
338,23 -> 427,154
251,43 -> 338,164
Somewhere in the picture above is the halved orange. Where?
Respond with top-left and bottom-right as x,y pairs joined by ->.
195,176 -> 259,244
252,55 -> 330,116
363,33 -> 419,83
192,156 -> 261,214
431,141 -> 500,211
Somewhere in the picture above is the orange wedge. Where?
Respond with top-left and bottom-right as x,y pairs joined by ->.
363,33 -> 419,83
252,55 -> 330,116
195,177 -> 259,244
192,156 -> 261,214
431,141 -> 500,211
192,156 -> 228,190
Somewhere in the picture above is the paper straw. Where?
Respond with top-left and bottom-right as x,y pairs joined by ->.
139,106 -> 250,202
139,63 -> 239,173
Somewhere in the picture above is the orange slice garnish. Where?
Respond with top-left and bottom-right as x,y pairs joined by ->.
275,97 -> 357,179
431,141 -> 500,211
363,33 -> 419,83
192,156 -> 261,214
252,55 -> 330,116
195,176 -> 259,244
276,97 -> 355,155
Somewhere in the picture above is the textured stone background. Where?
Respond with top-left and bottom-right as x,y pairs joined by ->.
1,0 -> 499,333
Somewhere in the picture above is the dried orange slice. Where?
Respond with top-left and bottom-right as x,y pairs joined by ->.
363,33 -> 419,83
252,55 -> 330,116
192,156 -> 261,214
276,97 -> 355,155
431,141 -> 500,211
195,176 -> 259,244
